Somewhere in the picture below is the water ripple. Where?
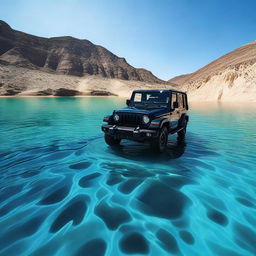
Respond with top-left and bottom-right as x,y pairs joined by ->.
0,99 -> 255,256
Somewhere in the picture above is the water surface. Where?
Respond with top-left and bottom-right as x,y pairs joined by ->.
0,98 -> 256,256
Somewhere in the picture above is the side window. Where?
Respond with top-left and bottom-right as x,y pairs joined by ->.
134,93 -> 142,102
177,93 -> 183,108
171,93 -> 177,108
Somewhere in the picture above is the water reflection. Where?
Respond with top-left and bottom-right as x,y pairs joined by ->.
107,131 -> 219,164
109,136 -> 186,160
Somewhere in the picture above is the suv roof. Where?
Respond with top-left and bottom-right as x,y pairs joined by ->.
133,89 -> 187,95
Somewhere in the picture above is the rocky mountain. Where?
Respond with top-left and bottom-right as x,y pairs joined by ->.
0,20 -> 168,96
169,42 -> 256,101
0,20 -> 164,83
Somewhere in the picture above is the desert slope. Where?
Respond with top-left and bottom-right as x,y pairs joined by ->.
169,41 -> 256,101
0,20 -> 170,96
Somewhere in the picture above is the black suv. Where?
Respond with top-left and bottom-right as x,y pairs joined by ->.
101,89 -> 189,152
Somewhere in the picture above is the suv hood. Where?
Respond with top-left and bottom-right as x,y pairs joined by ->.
115,107 -> 169,118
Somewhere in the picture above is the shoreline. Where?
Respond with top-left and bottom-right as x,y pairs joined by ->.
0,95 -> 120,98
0,95 -> 256,103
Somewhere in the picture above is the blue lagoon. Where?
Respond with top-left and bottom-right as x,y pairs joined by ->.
0,98 -> 255,256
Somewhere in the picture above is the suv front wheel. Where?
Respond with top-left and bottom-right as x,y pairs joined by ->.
151,126 -> 168,153
104,134 -> 121,146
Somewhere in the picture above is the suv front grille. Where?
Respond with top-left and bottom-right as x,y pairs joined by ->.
117,113 -> 142,127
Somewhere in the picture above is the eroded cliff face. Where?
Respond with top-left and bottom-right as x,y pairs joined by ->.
0,20 -> 164,83
169,42 -> 256,101
0,64 -> 172,97
183,62 -> 256,101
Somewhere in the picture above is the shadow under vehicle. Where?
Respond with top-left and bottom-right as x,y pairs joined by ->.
102,89 -> 189,153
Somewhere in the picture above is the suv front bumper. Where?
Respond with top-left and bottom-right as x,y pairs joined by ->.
101,124 -> 158,141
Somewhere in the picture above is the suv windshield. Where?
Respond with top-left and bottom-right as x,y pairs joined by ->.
131,91 -> 170,108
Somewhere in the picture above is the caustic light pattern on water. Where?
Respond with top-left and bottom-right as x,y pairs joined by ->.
0,98 -> 256,256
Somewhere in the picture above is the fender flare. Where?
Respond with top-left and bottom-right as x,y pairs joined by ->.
103,115 -> 114,124
149,117 -> 169,130
178,114 -> 189,127
159,118 -> 170,129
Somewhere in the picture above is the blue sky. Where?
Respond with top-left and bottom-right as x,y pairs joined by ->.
1,0 -> 256,80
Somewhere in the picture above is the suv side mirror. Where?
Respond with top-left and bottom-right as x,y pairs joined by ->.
126,99 -> 131,106
173,101 -> 179,109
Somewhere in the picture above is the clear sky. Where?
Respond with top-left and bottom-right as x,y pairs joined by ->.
1,0 -> 256,80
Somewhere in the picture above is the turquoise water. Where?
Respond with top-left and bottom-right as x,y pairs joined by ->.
0,97 -> 256,256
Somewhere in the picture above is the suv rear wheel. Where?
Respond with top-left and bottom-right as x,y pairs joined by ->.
177,121 -> 187,139
151,126 -> 168,153
104,134 -> 121,146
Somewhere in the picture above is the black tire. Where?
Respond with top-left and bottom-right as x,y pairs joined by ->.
104,134 -> 121,146
151,126 -> 168,153
177,121 -> 187,139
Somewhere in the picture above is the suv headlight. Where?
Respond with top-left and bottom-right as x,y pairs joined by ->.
142,115 -> 150,124
113,113 -> 120,122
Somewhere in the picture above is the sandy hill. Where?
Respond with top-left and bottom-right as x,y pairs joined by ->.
0,20 -> 169,96
169,42 -> 256,101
